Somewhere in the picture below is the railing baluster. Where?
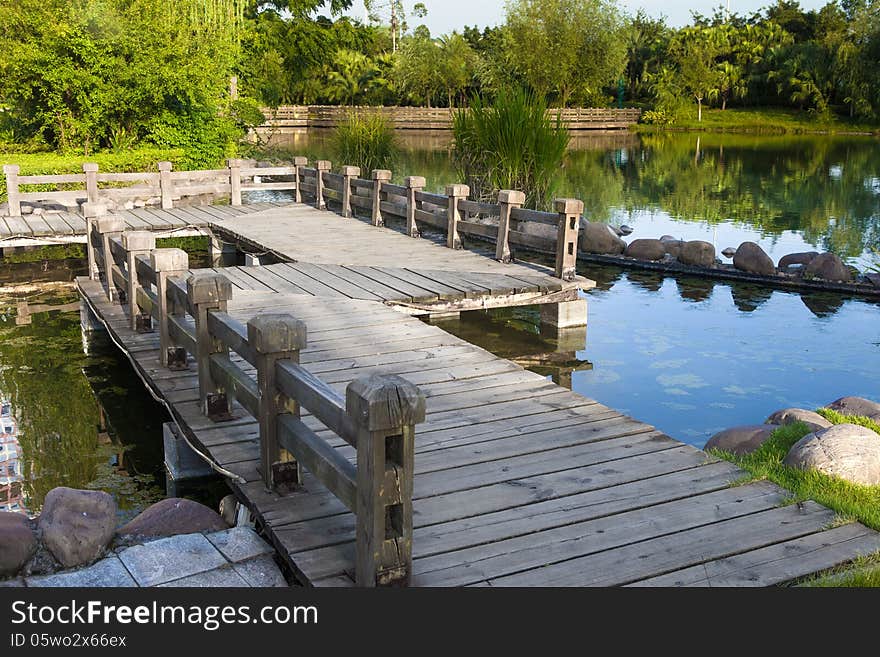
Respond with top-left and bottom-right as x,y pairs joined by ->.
83,163 -> 99,205
341,166 -> 360,218
553,198 -> 582,281
3,165 -> 21,217
446,184 -> 468,250
248,314 -> 308,491
348,374 -> 426,587
153,249 -> 190,369
83,203 -> 108,281
293,156 -> 308,204
370,169 -> 391,227
95,216 -> 125,301
158,161 -> 174,210
496,190 -> 524,264
122,231 -> 156,331
405,176 -> 425,238
228,158 -> 243,206
315,160 -> 331,210
187,272 -> 234,420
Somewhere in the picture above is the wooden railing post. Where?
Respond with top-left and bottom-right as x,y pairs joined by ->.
446,184 -> 469,249
83,202 -> 107,281
228,158 -> 243,206
95,216 -> 125,301
496,190 -> 524,264
83,163 -> 99,204
347,374 -> 426,587
158,161 -> 173,210
187,272 -> 234,420
3,165 -> 21,217
315,160 -> 331,210
152,248 -> 189,369
293,156 -> 308,203
248,314 -> 308,490
371,169 -> 391,227
553,198 -> 582,281
122,231 -> 156,331
341,166 -> 360,218
405,176 -> 425,238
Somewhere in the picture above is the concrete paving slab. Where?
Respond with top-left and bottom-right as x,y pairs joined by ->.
26,556 -> 136,587
158,566 -> 249,587
206,526 -> 274,563
119,533 -> 226,587
233,555 -> 288,587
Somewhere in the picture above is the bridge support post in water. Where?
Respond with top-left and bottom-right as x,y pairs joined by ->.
406,176 -> 425,238
347,374 -> 426,586
341,166 -> 360,218
122,231 -> 156,331
152,248 -> 190,368
163,421 -> 213,482
249,314 -> 308,491
540,298 -> 588,329
446,183 -> 468,249
497,190 -> 525,263
208,233 -> 236,267
371,169 -> 391,227
188,272 -> 235,420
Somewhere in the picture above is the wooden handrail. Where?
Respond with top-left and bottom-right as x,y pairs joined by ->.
88,229 -> 425,585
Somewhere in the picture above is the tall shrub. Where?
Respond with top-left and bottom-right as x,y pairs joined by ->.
452,88 -> 570,209
332,112 -> 398,174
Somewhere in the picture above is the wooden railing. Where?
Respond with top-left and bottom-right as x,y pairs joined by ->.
2,160 -> 299,217
87,221 -> 426,587
299,160 -> 582,281
260,105 -> 642,131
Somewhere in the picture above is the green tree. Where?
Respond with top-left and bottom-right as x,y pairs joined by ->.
503,0 -> 628,107
437,33 -> 479,107
667,27 -> 723,121
393,33 -> 442,106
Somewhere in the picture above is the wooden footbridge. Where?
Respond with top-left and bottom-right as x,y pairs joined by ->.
10,157 -> 880,586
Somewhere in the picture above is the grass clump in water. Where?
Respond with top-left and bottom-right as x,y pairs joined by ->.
452,88 -> 570,210
708,421 -> 880,532
332,112 -> 397,176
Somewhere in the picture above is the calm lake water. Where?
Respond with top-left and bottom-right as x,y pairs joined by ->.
1,130 -> 878,509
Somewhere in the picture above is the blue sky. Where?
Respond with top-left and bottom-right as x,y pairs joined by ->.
344,1 -> 830,33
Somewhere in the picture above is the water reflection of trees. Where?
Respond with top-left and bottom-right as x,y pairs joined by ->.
0,294 -> 163,516
562,133 -> 880,258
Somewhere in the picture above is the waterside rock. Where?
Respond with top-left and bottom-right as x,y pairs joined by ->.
679,240 -> 716,268
0,513 -> 36,577
625,238 -> 666,262
705,424 -> 779,456
38,488 -> 117,568
765,408 -> 833,434
783,424 -> 880,485
117,498 -> 229,540
733,242 -> 776,277
579,220 -> 626,255
804,253 -> 852,282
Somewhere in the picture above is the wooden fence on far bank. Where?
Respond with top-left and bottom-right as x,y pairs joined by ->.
260,106 -> 642,131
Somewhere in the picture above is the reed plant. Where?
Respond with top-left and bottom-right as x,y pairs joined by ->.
452,88 -> 570,210
332,112 -> 398,175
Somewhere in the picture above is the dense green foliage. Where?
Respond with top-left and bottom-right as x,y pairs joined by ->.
709,417 -> 880,531
452,89 -> 570,209
332,112 -> 398,173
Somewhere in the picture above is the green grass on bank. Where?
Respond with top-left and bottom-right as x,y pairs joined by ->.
0,147 -> 192,203
635,108 -> 880,136
709,410 -> 880,586
0,244 -> 85,264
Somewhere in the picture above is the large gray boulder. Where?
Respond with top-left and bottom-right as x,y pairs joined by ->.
765,408 -> 833,434
0,513 -> 36,576
804,253 -> 851,282
625,238 -> 666,261
117,498 -> 228,540
679,240 -> 716,268
778,251 -> 819,269
579,220 -> 626,255
784,424 -> 880,485
659,236 -> 683,259
38,488 -> 117,568
825,396 -> 880,421
705,424 -> 779,456
733,242 -> 776,276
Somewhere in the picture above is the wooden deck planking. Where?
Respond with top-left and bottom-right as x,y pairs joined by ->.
66,198 -> 880,587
